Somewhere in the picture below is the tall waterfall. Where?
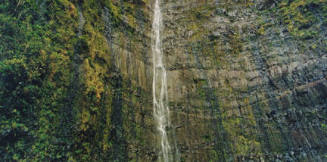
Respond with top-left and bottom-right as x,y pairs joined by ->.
152,0 -> 173,161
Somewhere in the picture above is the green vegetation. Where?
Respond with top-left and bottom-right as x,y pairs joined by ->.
257,0 -> 327,39
0,0 -> 149,161
277,0 -> 327,39
0,0 -> 78,160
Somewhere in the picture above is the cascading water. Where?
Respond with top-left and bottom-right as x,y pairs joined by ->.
152,0 -> 175,161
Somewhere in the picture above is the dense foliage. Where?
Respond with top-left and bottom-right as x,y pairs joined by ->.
0,0 -> 109,161
1,0 -> 75,160
0,0 -> 150,160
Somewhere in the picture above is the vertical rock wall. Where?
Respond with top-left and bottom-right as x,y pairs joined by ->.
104,0 -> 327,161
1,0 -> 326,161
159,0 -> 327,161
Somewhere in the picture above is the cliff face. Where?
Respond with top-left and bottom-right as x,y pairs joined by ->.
0,0 -> 326,161
161,0 -> 327,161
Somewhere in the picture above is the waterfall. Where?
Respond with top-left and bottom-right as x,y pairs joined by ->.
152,0 -> 174,161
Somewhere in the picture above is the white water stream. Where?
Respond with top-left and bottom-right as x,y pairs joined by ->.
152,0 -> 173,161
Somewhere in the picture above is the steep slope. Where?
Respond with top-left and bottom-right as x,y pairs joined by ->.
162,0 -> 327,161
0,0 -> 155,161
0,0 -> 326,161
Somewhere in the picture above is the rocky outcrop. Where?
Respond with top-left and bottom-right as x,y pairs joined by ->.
105,0 -> 327,161
158,0 -> 327,161
1,0 -> 326,161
